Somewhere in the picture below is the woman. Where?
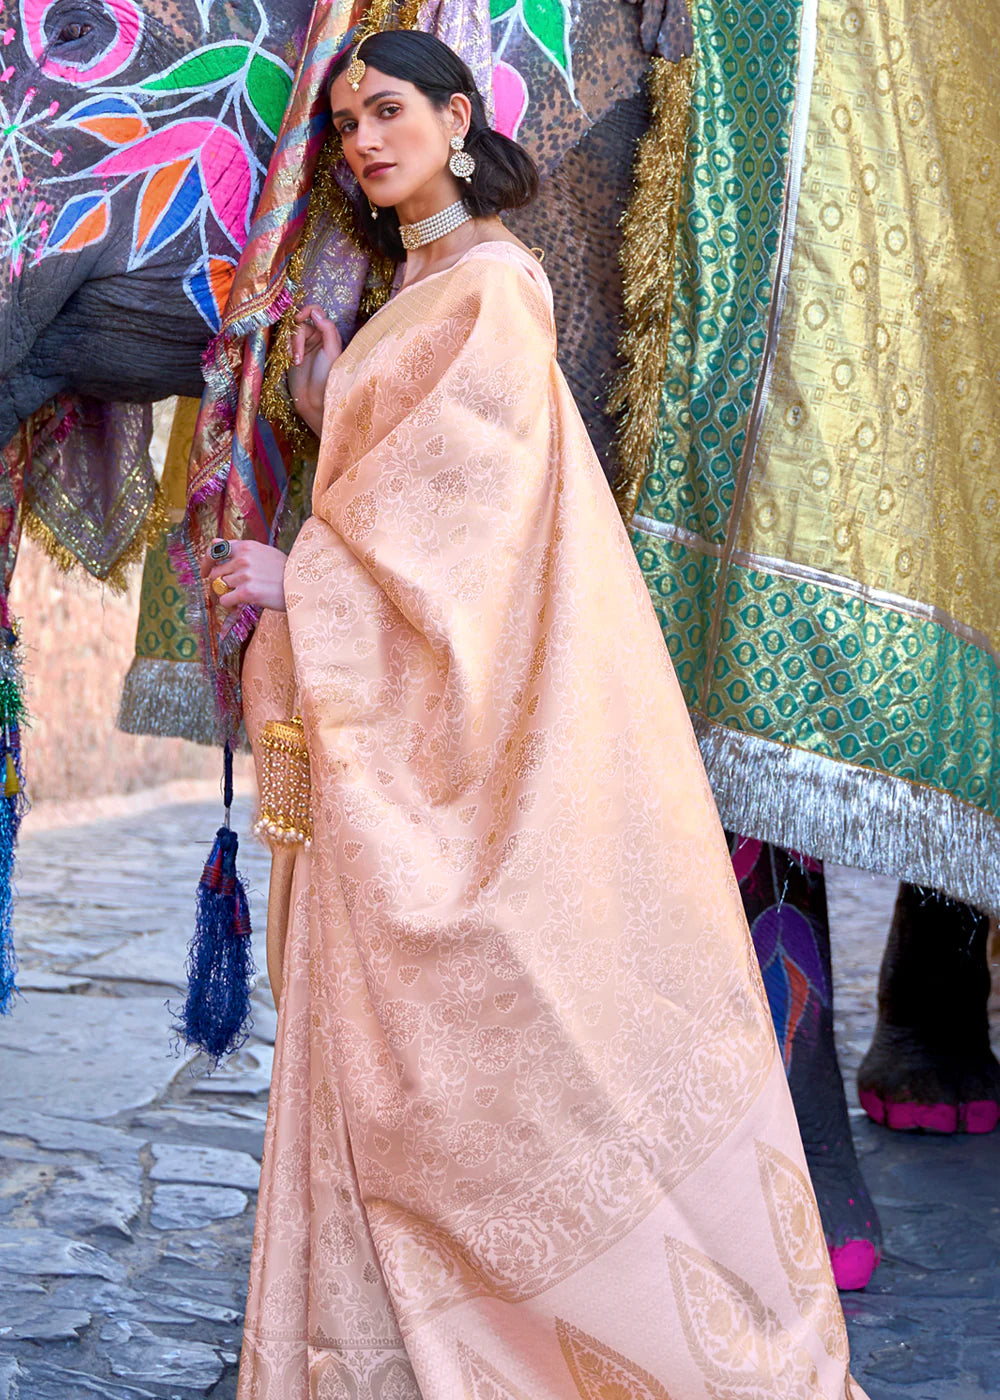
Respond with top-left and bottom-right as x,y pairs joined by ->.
207,29 -> 866,1400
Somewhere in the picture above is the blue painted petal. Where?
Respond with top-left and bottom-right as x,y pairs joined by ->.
47,192 -> 104,249
143,162 -> 203,255
184,264 -> 221,332
67,96 -> 143,120
761,951 -> 790,1050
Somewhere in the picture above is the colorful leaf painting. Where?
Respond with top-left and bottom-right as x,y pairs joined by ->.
491,0 -> 574,97
57,96 -> 149,147
199,126 -> 252,246
519,0 -> 571,82
139,41 -> 253,93
91,120 -> 218,177
184,254 -> 236,332
245,52 -> 294,139
134,159 -> 203,260
44,191 -> 110,254
492,61 -> 529,139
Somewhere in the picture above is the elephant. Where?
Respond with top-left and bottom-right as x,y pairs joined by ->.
3,0 -> 997,1300
0,0 -> 304,433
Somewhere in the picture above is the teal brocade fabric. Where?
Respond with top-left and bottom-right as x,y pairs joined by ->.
631,0 -> 803,706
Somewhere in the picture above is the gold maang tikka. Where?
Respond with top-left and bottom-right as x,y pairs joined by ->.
346,39 -> 367,92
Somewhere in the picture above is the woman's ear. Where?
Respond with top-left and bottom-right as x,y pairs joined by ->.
448,92 -> 473,138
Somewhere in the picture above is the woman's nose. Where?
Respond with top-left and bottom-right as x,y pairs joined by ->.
356,119 -> 382,154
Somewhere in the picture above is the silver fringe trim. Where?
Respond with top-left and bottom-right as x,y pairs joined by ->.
117,657 -> 222,748
694,716 -> 1000,916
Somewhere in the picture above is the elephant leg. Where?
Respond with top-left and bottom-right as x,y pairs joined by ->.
857,884 -> 1000,1133
729,835 -> 882,1290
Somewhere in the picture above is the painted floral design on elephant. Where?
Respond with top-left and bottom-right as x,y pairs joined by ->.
33,0 -> 292,329
0,81 -> 57,277
490,0 -> 574,139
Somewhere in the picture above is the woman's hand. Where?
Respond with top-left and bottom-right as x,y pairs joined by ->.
204,540 -> 288,613
286,304 -> 343,435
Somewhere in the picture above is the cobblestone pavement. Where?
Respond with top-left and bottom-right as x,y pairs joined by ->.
0,801 -> 997,1399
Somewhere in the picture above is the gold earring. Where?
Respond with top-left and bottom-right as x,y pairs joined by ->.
448,133 -> 475,183
368,199 -> 378,221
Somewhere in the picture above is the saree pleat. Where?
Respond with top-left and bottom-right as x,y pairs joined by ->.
238,243 -> 865,1399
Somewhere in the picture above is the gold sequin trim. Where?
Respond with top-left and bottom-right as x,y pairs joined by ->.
610,54 -> 695,525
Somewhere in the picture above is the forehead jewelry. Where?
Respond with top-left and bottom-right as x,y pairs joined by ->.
346,39 -> 367,92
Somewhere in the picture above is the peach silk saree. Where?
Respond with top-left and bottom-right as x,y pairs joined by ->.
238,243 -> 866,1400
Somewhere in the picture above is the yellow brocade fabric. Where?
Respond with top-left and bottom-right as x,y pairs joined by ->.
238,245 -> 864,1399
741,0 -> 999,635
629,0 -> 1000,909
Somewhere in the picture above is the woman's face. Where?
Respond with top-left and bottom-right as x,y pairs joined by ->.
329,64 -> 470,213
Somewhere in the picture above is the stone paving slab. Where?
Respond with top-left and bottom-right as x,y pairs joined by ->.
0,805 -> 996,1398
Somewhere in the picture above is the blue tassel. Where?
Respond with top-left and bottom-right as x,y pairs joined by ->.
176,746 -> 254,1061
0,624 -> 27,1016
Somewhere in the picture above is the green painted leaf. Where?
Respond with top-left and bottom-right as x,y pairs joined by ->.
520,0 -> 570,77
490,0 -> 516,18
141,42 -> 251,92
246,52 -> 293,138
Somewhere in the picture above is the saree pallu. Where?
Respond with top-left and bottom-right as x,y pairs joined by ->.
239,244 -> 865,1399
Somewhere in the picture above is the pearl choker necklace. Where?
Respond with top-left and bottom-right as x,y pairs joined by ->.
399,200 -> 472,251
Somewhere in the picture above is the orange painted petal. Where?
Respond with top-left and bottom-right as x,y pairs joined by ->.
783,958 -> 810,1070
78,115 -> 149,144
136,159 -> 192,251
62,201 -> 109,252
207,257 -> 236,317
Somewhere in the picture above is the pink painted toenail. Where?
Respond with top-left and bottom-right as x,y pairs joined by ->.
829,1240 -> 880,1291
859,1089 -> 886,1124
960,1101 -> 1000,1134
886,1100 -> 958,1133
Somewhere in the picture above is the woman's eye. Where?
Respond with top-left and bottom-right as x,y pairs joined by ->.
338,120 -> 357,136
55,21 -> 94,42
379,104 -> 401,118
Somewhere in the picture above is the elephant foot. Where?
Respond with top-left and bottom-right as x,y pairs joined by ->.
857,884 -> 999,1136
800,1105 -> 882,1291
728,836 -> 883,1290
858,1023 -> 1000,1134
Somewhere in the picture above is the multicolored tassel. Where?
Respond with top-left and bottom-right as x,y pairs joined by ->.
0,622 -> 27,1015
176,744 -> 255,1062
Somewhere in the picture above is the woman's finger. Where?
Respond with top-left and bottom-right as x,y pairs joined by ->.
203,539 -> 239,579
214,584 -> 245,609
318,319 -> 343,361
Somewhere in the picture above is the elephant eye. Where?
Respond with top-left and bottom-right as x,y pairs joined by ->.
55,21 -> 94,43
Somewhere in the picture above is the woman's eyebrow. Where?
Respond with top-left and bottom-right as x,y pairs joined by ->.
331,90 -> 405,120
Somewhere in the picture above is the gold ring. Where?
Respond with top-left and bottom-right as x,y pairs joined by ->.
211,576 -> 231,597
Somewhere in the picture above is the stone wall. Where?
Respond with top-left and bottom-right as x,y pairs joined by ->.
9,536 -> 214,804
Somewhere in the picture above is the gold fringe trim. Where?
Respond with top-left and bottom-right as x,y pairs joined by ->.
23,485 -> 169,595
609,54 -> 695,524
259,0 -> 422,450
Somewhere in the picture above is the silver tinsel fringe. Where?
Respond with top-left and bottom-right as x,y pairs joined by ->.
117,657 -> 223,748
694,717 -> 1000,917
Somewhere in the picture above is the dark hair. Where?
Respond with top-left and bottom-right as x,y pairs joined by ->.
327,29 -> 539,260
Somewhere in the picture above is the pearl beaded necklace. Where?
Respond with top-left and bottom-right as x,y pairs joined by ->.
399,199 -> 472,251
